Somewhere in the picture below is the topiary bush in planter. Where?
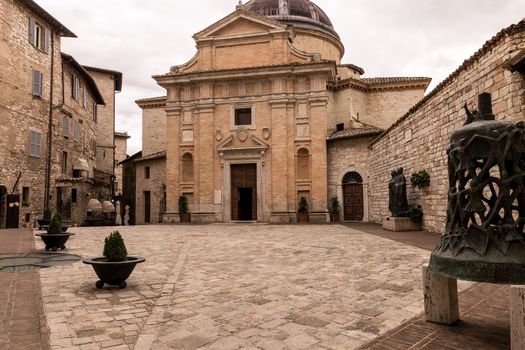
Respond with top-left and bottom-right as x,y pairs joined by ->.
409,206 -> 423,224
36,212 -> 75,251
103,231 -> 128,262
84,231 -> 144,289
47,214 -> 62,234
328,197 -> 340,222
297,196 -> 309,223
179,196 -> 191,223
411,170 -> 430,189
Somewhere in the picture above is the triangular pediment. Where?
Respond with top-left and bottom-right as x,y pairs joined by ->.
194,8 -> 287,40
217,133 -> 269,152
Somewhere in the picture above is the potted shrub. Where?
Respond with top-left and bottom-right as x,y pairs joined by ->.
37,208 -> 52,230
179,196 -> 191,223
409,206 -> 424,226
411,170 -> 430,189
35,213 -> 75,251
297,197 -> 309,223
328,197 -> 341,222
83,231 -> 145,289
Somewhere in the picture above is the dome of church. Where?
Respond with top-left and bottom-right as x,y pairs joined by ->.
244,0 -> 339,39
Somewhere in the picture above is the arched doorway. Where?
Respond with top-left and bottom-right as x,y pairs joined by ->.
343,172 -> 364,221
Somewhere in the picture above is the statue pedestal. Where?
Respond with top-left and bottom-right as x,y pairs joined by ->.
422,264 -> 459,324
382,216 -> 420,232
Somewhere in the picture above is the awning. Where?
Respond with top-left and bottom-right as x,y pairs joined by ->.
102,201 -> 115,213
73,158 -> 90,172
87,199 -> 103,212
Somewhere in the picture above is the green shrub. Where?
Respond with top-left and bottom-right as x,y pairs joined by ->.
103,231 -> 128,262
328,197 -> 340,214
298,197 -> 309,213
179,196 -> 188,214
43,208 -> 52,221
409,207 -> 424,224
47,214 -> 62,235
411,170 -> 430,189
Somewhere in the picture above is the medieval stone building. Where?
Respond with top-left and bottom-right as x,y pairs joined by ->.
134,0 -> 430,224
0,0 -> 125,228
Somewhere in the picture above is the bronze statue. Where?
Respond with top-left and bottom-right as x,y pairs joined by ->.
388,168 -> 409,217
429,93 -> 525,284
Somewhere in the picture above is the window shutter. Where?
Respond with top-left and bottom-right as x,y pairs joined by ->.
71,74 -> 75,98
32,70 -> 42,96
28,17 -> 35,45
44,28 -> 49,53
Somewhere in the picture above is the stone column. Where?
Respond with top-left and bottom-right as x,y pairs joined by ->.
422,264 -> 459,324
194,103 -> 216,223
269,97 -> 290,223
163,104 -> 181,223
308,93 -> 329,223
511,286 -> 525,350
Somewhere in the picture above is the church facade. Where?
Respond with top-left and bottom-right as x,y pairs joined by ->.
134,0 -> 430,224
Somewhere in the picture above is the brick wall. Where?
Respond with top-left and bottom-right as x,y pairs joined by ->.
368,22 -> 525,233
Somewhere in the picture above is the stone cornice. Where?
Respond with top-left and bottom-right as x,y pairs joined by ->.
154,61 -> 336,87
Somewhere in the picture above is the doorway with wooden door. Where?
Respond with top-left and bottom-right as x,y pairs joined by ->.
343,172 -> 364,221
231,164 -> 257,221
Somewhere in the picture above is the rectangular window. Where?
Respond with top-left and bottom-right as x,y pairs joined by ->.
63,117 -> 69,138
145,166 -> 150,179
234,108 -> 252,126
83,87 -> 87,109
29,18 -> 49,52
71,75 -> 79,100
22,187 -> 30,202
32,70 -> 43,97
62,151 -> 68,174
92,139 -> 97,156
73,120 -> 79,142
71,188 -> 77,203
92,102 -> 97,122
29,130 -> 41,157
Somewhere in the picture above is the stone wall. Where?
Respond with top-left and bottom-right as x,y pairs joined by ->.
368,22 -> 525,233
0,0 -> 63,227
89,70 -> 116,175
366,89 -> 426,129
142,107 -> 166,156
114,133 -> 129,196
135,158 -> 166,225
327,136 -> 375,222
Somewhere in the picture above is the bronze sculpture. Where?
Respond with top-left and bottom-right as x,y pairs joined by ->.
389,168 -> 410,217
429,93 -> 525,284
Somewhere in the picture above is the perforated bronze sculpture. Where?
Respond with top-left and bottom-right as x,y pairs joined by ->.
429,93 -> 525,284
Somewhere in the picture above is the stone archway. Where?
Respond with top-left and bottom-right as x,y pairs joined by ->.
342,172 -> 364,221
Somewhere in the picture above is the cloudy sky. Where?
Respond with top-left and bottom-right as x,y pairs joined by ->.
37,0 -> 525,154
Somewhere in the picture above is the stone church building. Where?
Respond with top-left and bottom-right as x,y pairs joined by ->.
134,0 -> 431,224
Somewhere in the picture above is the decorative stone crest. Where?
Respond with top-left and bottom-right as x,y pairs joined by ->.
236,127 -> 249,142
215,130 -> 223,142
262,128 -> 271,140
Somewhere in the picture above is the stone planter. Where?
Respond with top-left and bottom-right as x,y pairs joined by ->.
297,212 -> 309,223
36,220 -> 50,230
180,212 -> 191,223
83,256 -> 145,289
330,213 -> 339,222
39,225 -> 70,232
35,233 -> 75,251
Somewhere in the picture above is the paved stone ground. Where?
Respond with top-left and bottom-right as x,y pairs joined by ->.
0,229 -> 49,350
36,224 -> 450,350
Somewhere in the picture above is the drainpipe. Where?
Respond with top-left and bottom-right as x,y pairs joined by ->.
44,31 -> 55,212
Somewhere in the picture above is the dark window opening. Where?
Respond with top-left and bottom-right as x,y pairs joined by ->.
73,169 -> 81,178
62,152 -> 68,174
145,166 -> 150,179
336,123 -> 344,131
71,188 -> 77,203
22,187 -> 30,202
235,108 -> 252,126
